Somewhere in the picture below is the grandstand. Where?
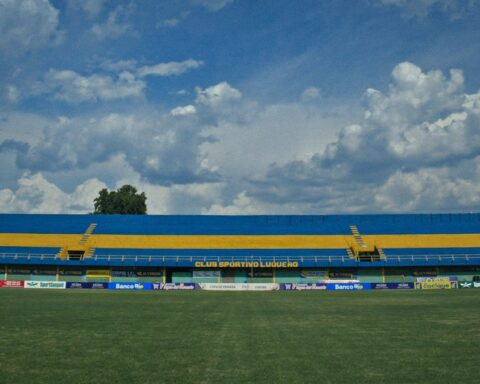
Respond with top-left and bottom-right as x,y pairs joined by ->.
0,213 -> 479,284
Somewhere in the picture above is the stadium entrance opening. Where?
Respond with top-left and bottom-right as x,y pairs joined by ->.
67,250 -> 85,261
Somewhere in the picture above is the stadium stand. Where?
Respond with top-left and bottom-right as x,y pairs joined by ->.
0,213 -> 479,283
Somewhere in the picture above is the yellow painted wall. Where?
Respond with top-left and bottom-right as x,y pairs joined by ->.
1,233 -> 480,250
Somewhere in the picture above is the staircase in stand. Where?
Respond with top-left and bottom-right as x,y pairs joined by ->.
350,225 -> 369,251
79,223 -> 97,245
347,225 -> 385,262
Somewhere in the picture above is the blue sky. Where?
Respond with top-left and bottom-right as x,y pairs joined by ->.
1,0 -> 480,214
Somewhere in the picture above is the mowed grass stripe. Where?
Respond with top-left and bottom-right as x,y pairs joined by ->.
0,290 -> 478,384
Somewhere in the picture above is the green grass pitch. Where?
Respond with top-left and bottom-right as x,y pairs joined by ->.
0,290 -> 479,384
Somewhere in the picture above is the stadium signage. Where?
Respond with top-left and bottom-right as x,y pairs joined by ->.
300,270 -> 327,279
459,281 -> 480,289
198,283 -> 279,291
24,281 -> 66,289
372,283 -> 414,290
66,282 -> 108,289
194,261 -> 299,268
0,280 -> 24,288
282,283 -> 327,291
108,282 -> 153,290
414,281 -> 457,290
152,283 -> 196,290
326,283 -> 371,290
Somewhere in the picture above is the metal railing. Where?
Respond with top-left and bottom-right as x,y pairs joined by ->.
1,252 -> 480,264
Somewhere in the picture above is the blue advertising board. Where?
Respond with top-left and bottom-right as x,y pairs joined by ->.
107,282 -> 153,290
326,282 -> 371,290
66,282 -> 108,289
371,282 -> 414,290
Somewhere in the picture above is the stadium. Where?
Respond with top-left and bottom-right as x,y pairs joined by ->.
1,213 -> 479,288
1,213 -> 480,383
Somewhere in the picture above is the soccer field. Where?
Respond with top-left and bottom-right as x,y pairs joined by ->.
0,290 -> 479,384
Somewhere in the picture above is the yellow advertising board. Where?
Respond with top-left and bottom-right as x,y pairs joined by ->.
418,281 -> 453,290
86,269 -> 111,278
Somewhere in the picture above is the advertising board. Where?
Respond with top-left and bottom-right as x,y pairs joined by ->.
198,283 -> 279,291
107,282 -> 152,290
66,282 -> 108,289
0,280 -> 24,288
282,283 -> 327,291
152,283 -> 196,290
414,281 -> 457,290
300,270 -> 328,279
326,283 -> 371,291
458,281 -> 480,289
416,277 -> 456,283
371,283 -> 414,290
24,281 -> 66,289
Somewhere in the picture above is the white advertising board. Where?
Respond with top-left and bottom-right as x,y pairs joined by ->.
24,281 -> 66,289
198,283 -> 279,291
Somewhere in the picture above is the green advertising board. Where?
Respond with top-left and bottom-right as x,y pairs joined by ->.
458,281 -> 480,289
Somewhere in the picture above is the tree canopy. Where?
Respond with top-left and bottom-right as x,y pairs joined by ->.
93,185 -> 147,214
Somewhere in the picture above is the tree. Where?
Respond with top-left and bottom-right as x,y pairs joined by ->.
93,185 -> 147,214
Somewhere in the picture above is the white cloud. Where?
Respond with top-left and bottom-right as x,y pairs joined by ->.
68,0 -> 106,17
0,173 -> 106,213
374,166 -> 480,212
156,18 -> 180,28
35,69 -> 145,103
171,105 -> 197,116
247,62 -> 480,213
193,0 -> 235,11
205,191 -> 265,214
11,59 -> 204,104
5,85 -> 20,103
195,81 -> 242,108
5,112 -> 219,186
370,0 -> 480,19
100,59 -> 138,72
137,59 -> 204,78
91,4 -> 136,40
301,86 -> 321,102
116,177 -> 225,214
0,0 -> 63,54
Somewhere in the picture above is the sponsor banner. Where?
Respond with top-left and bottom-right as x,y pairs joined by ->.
8,267 -> 32,275
59,269 -> 84,276
107,282 -> 152,290
137,270 -> 163,277
111,270 -> 138,278
152,283 -> 196,290
326,283 -> 371,291
300,270 -> 328,279
86,269 -> 111,278
414,281 -> 457,290
198,283 -> 279,291
329,271 -> 354,279
248,270 -> 273,278
413,270 -> 437,277
31,268 -> 56,276
0,280 -> 24,288
24,281 -> 66,289
458,281 -> 480,289
416,277 -> 456,283
282,283 -> 327,291
372,283 -> 414,290
66,282 -> 108,289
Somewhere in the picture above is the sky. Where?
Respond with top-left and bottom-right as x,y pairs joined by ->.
1,0 -> 480,214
